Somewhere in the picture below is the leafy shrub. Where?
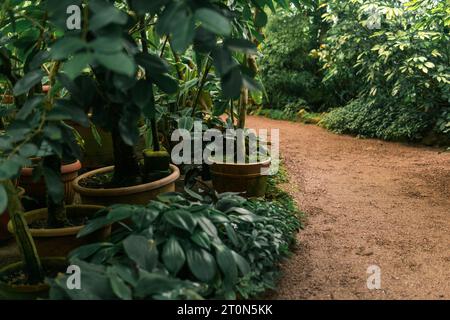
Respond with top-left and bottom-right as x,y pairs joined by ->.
318,0 -> 450,143
260,9 -> 334,111
49,192 -> 300,300
321,98 -> 435,141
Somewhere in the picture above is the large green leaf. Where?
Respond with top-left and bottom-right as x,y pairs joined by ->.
216,245 -> 238,286
186,247 -> 217,282
162,237 -> 186,274
177,116 -> 194,131
164,209 -> 197,233
195,8 -> 231,36
123,235 -> 158,271
95,52 -> 136,77
50,37 -> 86,60
63,53 -> 93,80
13,70 -> 45,96
149,73 -> 178,94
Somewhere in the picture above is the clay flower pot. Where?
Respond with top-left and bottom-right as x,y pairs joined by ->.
18,160 -> 82,209
210,158 -> 271,198
7,205 -> 110,258
72,164 -> 180,206
0,257 -> 67,300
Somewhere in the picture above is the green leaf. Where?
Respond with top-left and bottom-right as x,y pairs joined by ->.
0,184 -> 7,214
19,143 -> 38,158
170,14 -> 195,53
195,8 -> 231,36
42,166 -> 64,203
135,53 -> 169,74
254,10 -> 268,28
134,270 -> 183,298
69,242 -> 114,259
162,237 -> 186,274
221,67 -> 242,99
95,52 -> 136,77
216,245 -> 237,285
50,37 -> 86,60
191,231 -> 211,250
0,160 -> 22,180
197,216 -> 218,238
225,39 -> 257,54
123,235 -> 158,271
13,70 -> 45,96
16,96 -> 43,120
77,213 -> 110,238
63,53 -> 93,80
90,36 -> 123,54
232,251 -> 250,276
89,5 -> 127,31
177,116 -> 194,131
164,209 -> 197,233
149,73 -> 178,94
107,267 -> 132,300
47,100 -> 89,127
186,247 -> 217,282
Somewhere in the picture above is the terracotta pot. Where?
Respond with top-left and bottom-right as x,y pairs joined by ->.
0,187 -> 25,242
18,160 -> 82,209
72,164 -> 180,206
210,158 -> 271,197
0,257 -> 66,300
7,205 -> 109,258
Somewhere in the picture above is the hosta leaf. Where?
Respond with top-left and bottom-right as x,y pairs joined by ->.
162,237 -> 185,274
186,247 -> 217,282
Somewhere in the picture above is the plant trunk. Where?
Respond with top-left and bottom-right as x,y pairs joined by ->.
43,155 -> 68,228
111,120 -> 142,186
2,180 -> 44,284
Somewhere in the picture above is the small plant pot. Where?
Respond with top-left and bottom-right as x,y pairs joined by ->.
0,187 -> 25,242
0,257 -> 67,300
7,205 -> 110,258
210,158 -> 271,197
18,159 -> 82,209
72,164 -> 180,206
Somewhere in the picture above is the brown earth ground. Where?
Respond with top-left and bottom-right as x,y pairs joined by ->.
247,115 -> 450,300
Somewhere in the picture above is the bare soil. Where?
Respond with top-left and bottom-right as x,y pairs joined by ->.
247,115 -> 450,300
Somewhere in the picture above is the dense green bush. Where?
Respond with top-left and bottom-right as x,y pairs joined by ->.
49,192 -> 300,300
260,8 -> 333,111
318,0 -> 450,142
321,98 -> 435,141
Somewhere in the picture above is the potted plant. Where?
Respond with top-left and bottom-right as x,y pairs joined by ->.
0,1 -> 110,258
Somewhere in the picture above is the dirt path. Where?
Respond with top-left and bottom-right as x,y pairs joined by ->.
247,115 -> 450,300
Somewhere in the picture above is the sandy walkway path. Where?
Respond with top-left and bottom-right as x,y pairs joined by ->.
247,115 -> 450,299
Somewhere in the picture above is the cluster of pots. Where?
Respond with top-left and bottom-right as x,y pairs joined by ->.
0,121 -> 271,299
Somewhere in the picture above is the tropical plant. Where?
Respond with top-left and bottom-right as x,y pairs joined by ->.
48,190 -> 300,300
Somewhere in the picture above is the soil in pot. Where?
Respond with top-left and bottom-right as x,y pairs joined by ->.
73,164 -> 180,206
0,257 -> 67,300
19,159 -> 81,210
7,205 -> 110,258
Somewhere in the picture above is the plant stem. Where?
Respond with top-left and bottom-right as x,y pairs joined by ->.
2,180 -> 44,284
43,155 -> 68,227
191,59 -> 212,117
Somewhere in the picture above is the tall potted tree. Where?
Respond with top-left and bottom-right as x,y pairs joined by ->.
0,1 -> 108,258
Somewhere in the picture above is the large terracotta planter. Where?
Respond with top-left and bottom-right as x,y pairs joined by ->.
210,158 -> 271,197
72,164 -> 180,206
0,257 -> 66,300
18,160 -> 82,209
0,187 -> 25,242
7,205 -> 109,258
